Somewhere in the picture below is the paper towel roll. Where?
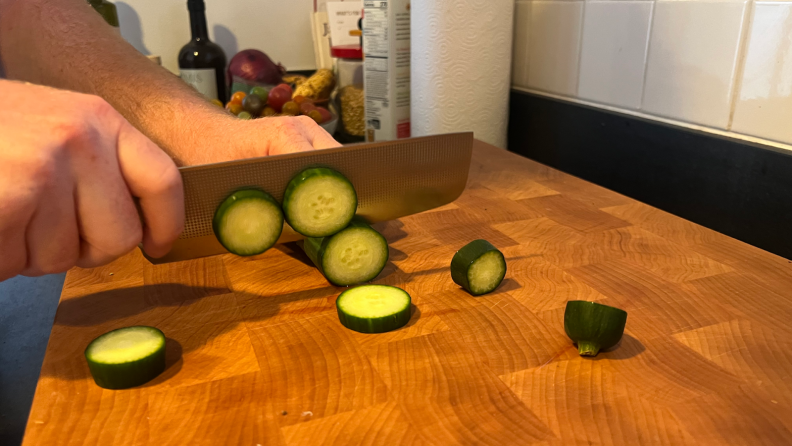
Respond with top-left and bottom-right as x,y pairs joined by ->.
411,0 -> 514,148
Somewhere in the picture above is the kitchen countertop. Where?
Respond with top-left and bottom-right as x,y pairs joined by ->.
23,140 -> 792,445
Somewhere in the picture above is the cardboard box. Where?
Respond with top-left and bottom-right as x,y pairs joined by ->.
363,0 -> 410,141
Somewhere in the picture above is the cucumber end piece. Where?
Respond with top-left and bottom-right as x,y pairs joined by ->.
577,341 -> 601,357
564,301 -> 628,356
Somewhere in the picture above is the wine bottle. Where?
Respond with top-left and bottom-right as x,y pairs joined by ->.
87,0 -> 119,30
178,0 -> 227,102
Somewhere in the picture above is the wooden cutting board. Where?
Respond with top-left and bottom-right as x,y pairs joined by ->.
23,140 -> 792,445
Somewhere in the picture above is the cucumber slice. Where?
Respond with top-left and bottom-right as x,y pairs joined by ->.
336,285 -> 412,333
84,326 -> 166,389
213,189 -> 284,256
302,218 -> 389,286
450,239 -> 507,295
564,301 -> 627,356
283,167 -> 357,237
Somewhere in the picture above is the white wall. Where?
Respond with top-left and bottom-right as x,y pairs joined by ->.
116,0 -> 316,75
512,0 -> 792,149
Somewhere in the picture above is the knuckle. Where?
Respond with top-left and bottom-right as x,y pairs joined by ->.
0,185 -> 40,219
158,164 -> 183,194
294,115 -> 314,127
0,248 -> 26,281
53,96 -> 117,150
43,244 -> 80,274
89,219 -> 143,261
143,162 -> 183,198
27,152 -> 59,184
114,224 -> 143,257
80,95 -> 115,118
52,115 -> 93,150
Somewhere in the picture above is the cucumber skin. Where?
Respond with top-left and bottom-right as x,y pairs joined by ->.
282,167 -> 358,237
302,217 -> 388,286
212,189 -> 283,256
564,301 -> 628,356
450,239 -> 506,295
84,327 -> 167,390
336,286 -> 412,334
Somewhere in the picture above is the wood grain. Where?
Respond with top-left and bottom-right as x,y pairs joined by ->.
23,140 -> 792,445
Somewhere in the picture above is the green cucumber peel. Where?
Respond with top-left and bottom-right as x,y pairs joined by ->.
84,326 -> 167,390
564,301 -> 628,357
336,285 -> 412,333
450,239 -> 507,295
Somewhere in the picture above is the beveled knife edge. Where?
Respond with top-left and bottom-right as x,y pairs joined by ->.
145,132 -> 474,264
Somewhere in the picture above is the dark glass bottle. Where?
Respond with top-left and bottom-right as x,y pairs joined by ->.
87,0 -> 119,28
178,0 -> 227,102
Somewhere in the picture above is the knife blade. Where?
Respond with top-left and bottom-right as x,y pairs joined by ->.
144,132 -> 473,264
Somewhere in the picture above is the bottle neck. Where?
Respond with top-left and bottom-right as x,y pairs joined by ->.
189,11 -> 209,40
187,1 -> 209,41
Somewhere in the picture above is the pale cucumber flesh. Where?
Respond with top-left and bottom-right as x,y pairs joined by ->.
217,199 -> 282,255
323,228 -> 388,285
468,250 -> 506,295
288,177 -> 356,236
86,326 -> 164,364
337,285 -> 410,319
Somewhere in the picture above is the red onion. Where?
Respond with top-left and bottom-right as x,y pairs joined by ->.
227,49 -> 286,86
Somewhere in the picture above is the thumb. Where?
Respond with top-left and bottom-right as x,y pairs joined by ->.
116,122 -> 185,258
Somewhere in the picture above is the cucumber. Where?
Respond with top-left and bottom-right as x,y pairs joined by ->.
302,217 -> 389,286
450,239 -> 507,295
213,189 -> 284,256
282,167 -> 357,237
84,326 -> 166,389
564,301 -> 628,356
336,285 -> 412,333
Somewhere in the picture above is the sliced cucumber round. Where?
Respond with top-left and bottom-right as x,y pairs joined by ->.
451,239 -> 507,295
302,218 -> 388,286
84,326 -> 166,389
336,285 -> 412,333
213,189 -> 284,256
283,167 -> 357,237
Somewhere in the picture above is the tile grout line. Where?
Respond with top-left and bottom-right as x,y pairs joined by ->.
639,0 -> 657,111
574,0 -> 587,97
726,0 -> 756,131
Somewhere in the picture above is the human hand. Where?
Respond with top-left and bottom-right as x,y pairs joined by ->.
0,80 -> 184,280
166,112 -> 341,166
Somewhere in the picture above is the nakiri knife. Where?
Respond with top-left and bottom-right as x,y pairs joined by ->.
144,132 -> 473,264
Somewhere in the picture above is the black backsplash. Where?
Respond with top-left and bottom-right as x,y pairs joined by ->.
508,90 -> 792,260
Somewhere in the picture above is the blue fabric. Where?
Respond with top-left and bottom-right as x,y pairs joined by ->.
0,274 -> 64,446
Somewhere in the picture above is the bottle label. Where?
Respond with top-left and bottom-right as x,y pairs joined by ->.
180,68 -> 218,101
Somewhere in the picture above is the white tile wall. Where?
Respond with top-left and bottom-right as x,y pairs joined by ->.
527,2 -> 584,96
642,1 -> 747,129
731,3 -> 792,144
510,0 -> 792,147
578,1 -> 653,109
512,2 -> 532,89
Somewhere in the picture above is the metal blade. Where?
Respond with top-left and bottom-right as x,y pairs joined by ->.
145,132 -> 473,264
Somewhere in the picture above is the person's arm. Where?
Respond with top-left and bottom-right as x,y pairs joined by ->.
0,0 -> 338,166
